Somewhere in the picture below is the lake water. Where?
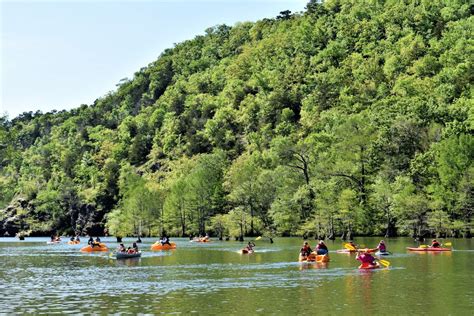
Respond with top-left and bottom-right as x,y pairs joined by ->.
0,237 -> 472,314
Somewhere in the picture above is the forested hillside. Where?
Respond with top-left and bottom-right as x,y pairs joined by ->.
1,0 -> 472,240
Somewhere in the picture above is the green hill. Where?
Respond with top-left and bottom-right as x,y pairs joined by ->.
1,0 -> 472,239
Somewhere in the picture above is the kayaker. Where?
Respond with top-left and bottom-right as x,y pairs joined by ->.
70,236 -> 75,242
315,240 -> 328,255
160,236 -> 171,246
132,242 -> 139,253
95,236 -> 101,243
300,242 -> 312,258
356,251 -> 377,265
117,243 -> 126,253
75,235 -> 80,242
246,242 -> 255,251
377,240 -> 387,252
431,239 -> 441,248
88,236 -> 94,245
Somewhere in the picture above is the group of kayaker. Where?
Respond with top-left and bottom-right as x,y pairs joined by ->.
69,236 -> 81,242
300,240 -> 329,260
117,242 -> 139,254
88,236 -> 102,247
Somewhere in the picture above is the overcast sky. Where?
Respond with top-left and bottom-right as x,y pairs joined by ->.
1,0 -> 307,119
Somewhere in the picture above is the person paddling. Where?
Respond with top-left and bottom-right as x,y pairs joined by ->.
117,243 -> 126,253
356,251 -> 377,266
160,235 -> 171,246
315,240 -> 329,255
246,242 -> 255,252
300,242 -> 312,259
431,239 -> 441,248
377,240 -> 387,252
132,242 -> 139,253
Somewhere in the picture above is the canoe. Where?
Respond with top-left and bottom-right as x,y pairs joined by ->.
67,240 -> 80,245
241,249 -> 254,254
299,253 -> 330,263
359,262 -> 380,269
80,243 -> 108,252
336,248 -> 377,254
375,251 -> 390,256
407,247 -> 451,252
151,242 -> 176,251
116,251 -> 141,259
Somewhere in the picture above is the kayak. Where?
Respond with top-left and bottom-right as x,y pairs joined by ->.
47,241 -> 61,245
299,253 -> 330,263
241,249 -> 254,254
375,251 -> 390,256
80,243 -> 108,252
407,247 -> 451,252
151,242 -> 176,251
191,238 -> 211,243
359,262 -> 380,269
116,251 -> 141,259
336,248 -> 377,253
67,240 -> 80,245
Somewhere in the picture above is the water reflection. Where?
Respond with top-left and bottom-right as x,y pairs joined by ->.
0,237 -> 472,315
115,258 -> 141,267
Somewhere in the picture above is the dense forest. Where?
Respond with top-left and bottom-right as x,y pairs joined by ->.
1,0 -> 472,240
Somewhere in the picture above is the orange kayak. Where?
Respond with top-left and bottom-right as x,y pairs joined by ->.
299,253 -> 330,263
80,243 -> 108,252
151,242 -> 176,251
407,247 -> 451,252
67,240 -> 80,245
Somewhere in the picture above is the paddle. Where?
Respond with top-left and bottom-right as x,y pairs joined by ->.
255,236 -> 262,240
378,259 -> 390,267
344,243 -> 356,251
443,242 -> 452,247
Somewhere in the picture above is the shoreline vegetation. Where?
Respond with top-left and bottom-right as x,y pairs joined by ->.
1,0 -> 472,240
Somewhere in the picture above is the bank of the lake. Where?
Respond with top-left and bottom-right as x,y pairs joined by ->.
0,237 -> 472,314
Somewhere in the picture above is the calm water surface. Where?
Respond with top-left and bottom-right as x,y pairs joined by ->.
0,237 -> 472,314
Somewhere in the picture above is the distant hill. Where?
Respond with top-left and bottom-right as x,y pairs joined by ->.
1,0 -> 472,239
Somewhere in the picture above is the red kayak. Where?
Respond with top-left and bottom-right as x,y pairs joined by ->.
359,262 -> 380,269
407,247 -> 451,252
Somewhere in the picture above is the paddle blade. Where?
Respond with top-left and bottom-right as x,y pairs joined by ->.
379,259 -> 390,267
344,243 -> 356,251
256,236 -> 262,240
419,245 -> 428,248
444,242 -> 452,247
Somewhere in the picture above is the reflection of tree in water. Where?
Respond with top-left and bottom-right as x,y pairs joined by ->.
116,258 -> 141,267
